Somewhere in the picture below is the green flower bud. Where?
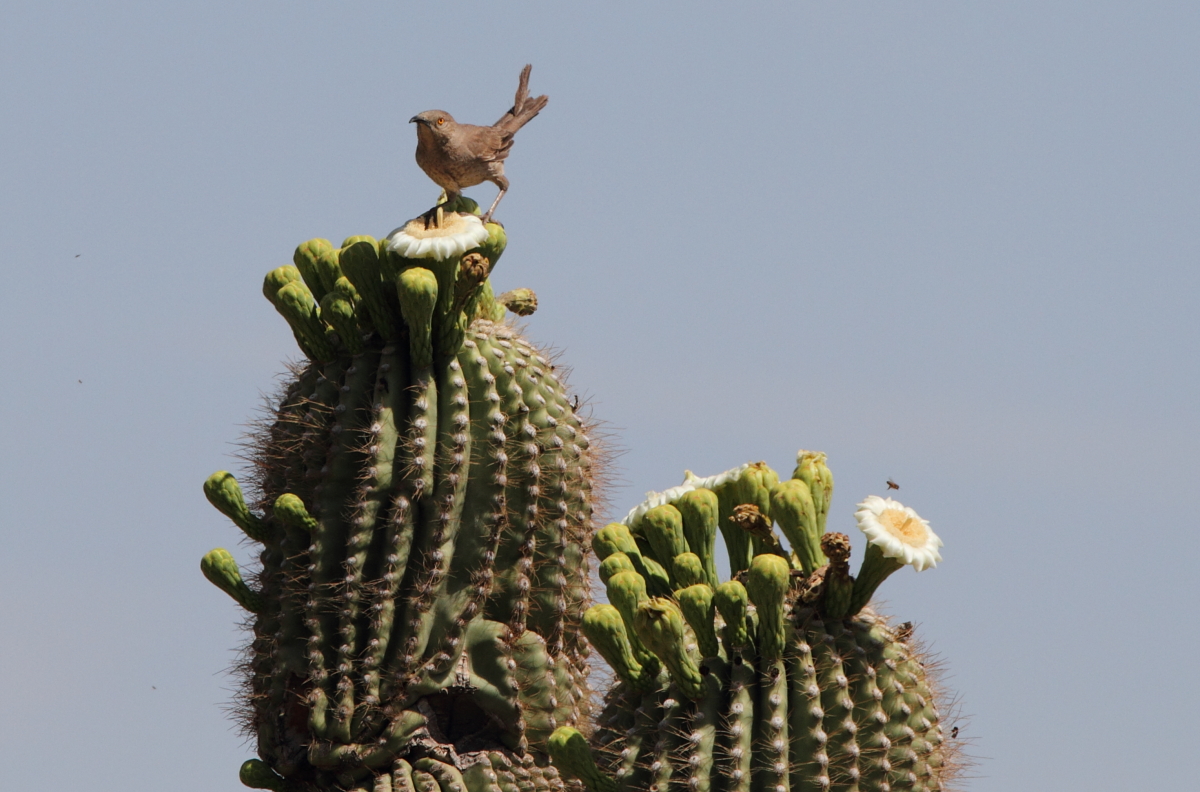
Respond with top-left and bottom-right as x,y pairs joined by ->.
634,597 -> 704,700
746,554 -> 790,660
272,493 -> 317,533
581,605 -> 655,691
770,479 -> 826,575
292,238 -> 335,301
239,759 -> 285,791
548,727 -> 617,792
598,552 -> 637,584
677,584 -> 719,659
396,267 -> 438,367
713,580 -> 752,649
592,523 -> 639,560
204,471 -> 267,542
675,487 -> 720,587
605,571 -> 657,669
201,548 -> 264,613
672,552 -> 705,588
641,504 -> 688,582
793,450 -> 834,534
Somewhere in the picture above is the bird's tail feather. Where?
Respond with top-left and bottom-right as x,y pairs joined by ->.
494,64 -> 548,132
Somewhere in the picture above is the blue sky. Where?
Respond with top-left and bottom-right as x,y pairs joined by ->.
1,3 -> 1197,790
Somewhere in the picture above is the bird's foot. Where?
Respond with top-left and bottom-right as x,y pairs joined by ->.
419,205 -> 446,230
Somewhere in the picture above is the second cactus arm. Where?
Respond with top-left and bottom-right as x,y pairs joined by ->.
568,458 -> 959,792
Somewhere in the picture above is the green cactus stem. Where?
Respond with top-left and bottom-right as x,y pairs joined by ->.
201,212 -> 602,792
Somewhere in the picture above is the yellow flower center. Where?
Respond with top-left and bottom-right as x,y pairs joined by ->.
879,508 -> 927,546
401,211 -> 477,239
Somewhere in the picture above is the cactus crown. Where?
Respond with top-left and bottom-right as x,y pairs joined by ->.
203,202 -> 605,792
566,456 -> 963,792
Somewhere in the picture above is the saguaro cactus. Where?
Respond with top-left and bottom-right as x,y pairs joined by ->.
559,454 -> 961,792
202,200 -> 601,792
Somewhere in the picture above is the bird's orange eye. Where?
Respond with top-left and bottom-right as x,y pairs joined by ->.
437,117 -> 445,126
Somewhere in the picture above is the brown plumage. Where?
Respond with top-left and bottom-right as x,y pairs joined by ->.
410,64 -> 548,223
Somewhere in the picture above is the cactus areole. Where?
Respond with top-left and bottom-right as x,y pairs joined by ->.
203,199 -> 600,792
203,201 -> 961,792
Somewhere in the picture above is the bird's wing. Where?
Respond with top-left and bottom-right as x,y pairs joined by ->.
459,124 -> 511,162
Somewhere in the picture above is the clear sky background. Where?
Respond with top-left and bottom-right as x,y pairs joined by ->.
1,2 -> 1197,790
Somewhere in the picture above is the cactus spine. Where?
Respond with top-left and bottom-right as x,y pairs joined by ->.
202,203 -> 601,792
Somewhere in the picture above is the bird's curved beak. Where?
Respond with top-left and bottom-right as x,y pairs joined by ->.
409,115 -> 420,124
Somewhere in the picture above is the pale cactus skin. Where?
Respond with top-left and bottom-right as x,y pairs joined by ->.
202,200 -> 600,792
553,459 -> 962,792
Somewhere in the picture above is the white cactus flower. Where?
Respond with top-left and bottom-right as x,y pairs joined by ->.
623,462 -> 752,526
854,496 -> 943,572
385,212 -> 489,261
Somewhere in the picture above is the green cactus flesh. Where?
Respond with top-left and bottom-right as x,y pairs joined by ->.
570,459 -> 960,792
202,218 -> 599,792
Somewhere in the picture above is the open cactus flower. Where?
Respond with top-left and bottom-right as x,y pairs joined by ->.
385,210 -> 490,260
855,494 -> 943,572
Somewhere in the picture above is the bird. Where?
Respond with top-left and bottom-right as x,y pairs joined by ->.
410,64 -> 548,225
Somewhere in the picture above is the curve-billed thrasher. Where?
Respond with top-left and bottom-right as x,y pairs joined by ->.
410,64 -> 548,224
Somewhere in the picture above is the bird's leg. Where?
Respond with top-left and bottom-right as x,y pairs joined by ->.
420,191 -> 459,228
480,187 -> 507,225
